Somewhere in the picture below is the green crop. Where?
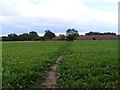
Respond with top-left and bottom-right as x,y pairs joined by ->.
2,40 -> 119,89
57,40 -> 119,88
2,41 -> 67,88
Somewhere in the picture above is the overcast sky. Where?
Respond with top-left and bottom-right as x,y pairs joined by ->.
0,0 -> 118,36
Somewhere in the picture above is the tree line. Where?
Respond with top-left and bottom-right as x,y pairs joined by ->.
2,30 -> 116,41
2,29 -> 79,41
85,31 -> 116,35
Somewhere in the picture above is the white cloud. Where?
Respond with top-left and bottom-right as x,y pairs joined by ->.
8,0 -> 117,24
15,25 -> 29,29
80,0 -> 119,2
103,0 -> 113,1
0,0 -> 118,35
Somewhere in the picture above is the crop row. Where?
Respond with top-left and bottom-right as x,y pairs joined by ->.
57,40 -> 119,88
2,41 -> 67,88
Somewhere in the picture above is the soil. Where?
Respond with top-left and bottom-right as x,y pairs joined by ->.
42,56 -> 62,88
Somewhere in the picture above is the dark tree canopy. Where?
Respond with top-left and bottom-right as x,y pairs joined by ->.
7,33 -> 18,41
29,31 -> 38,36
66,28 -> 79,41
19,33 -> 30,41
44,30 -> 56,39
59,34 -> 66,40
85,31 -> 116,35
29,31 -> 39,40
2,36 -> 8,41
1,30 -> 117,41
2,31 -> 40,41
66,28 -> 79,36
66,34 -> 76,41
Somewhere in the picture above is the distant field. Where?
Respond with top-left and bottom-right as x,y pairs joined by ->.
76,35 -> 118,40
2,40 -> 119,88
53,35 -> 118,40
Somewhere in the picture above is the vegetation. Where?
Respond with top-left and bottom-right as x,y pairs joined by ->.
2,41 -> 67,88
57,40 -> 119,88
66,29 -> 79,41
85,31 -> 116,35
1,30 -> 117,41
92,37 -> 96,40
44,30 -> 56,39
29,31 -> 39,40
59,34 -> 66,40
2,31 -> 40,41
2,40 -> 119,89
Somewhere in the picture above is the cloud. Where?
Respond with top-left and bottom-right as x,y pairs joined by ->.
80,0 -> 119,2
0,0 -> 118,35
15,0 -> 117,25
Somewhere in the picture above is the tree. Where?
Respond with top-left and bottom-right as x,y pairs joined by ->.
2,31 -> 41,41
92,37 -> 96,40
66,34 -> 76,41
66,28 -> 79,41
19,33 -> 30,41
66,29 -> 79,35
34,37 -> 41,41
85,31 -> 117,35
7,33 -> 18,41
44,30 -> 56,39
85,31 -> 99,35
29,31 -> 39,40
59,34 -> 66,40
2,36 -> 9,41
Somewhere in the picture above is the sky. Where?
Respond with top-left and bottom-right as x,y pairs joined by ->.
0,0 -> 119,36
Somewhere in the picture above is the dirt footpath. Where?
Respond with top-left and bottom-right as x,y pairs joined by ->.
42,56 -> 62,88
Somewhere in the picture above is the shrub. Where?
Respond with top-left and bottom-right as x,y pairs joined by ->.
92,37 -> 96,40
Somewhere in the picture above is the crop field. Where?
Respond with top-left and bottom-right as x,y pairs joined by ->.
57,40 -> 119,88
2,41 -> 67,88
2,40 -> 119,88
76,35 -> 118,40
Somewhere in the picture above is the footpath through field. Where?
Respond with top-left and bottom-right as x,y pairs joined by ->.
29,42 -> 71,89
42,56 -> 62,88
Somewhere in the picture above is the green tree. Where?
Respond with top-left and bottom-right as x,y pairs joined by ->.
2,36 -> 9,41
44,30 -> 56,39
66,28 -> 79,41
34,37 -> 41,41
7,33 -> 18,41
19,33 -> 30,41
92,37 -> 96,40
29,31 -> 39,40
59,34 -> 66,40
66,34 -> 75,41
85,31 -> 116,35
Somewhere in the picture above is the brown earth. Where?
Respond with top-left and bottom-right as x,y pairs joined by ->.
53,35 -> 119,40
76,35 -> 118,40
42,56 -> 62,88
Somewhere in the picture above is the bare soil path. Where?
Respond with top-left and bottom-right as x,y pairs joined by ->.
42,56 -> 62,88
